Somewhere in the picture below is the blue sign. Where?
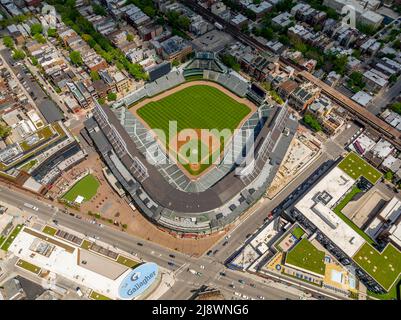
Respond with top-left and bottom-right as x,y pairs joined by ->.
118,262 -> 159,299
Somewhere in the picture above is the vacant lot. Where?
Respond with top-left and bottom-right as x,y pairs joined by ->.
338,152 -> 382,184
62,174 -> 100,203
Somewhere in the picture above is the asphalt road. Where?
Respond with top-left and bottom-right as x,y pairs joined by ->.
367,76 -> 401,115
0,124 -> 353,300
0,184 -> 301,300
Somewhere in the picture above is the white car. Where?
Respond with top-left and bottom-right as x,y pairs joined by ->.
200,265 -> 205,269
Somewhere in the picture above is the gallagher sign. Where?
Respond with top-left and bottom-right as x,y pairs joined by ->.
118,262 -> 159,299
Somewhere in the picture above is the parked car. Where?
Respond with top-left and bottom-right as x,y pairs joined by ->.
137,242 -> 143,246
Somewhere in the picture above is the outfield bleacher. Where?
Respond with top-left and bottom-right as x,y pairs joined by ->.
203,70 -> 249,97
121,71 -> 186,107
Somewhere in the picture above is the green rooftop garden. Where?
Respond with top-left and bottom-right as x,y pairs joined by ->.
20,159 -> 38,172
338,152 -> 382,184
0,122 -> 68,174
16,259 -> 41,274
292,226 -> 305,240
116,255 -> 140,268
42,225 -> 57,236
285,238 -> 326,275
81,240 -> 92,250
1,224 -> 23,251
19,125 -> 55,152
368,275 -> 400,300
353,243 -> 401,292
90,291 -> 112,300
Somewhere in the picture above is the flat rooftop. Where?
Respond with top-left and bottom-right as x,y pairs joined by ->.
294,166 -> 366,257
8,227 -> 134,299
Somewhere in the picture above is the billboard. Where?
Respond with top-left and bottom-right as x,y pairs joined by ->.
118,262 -> 159,299
148,62 -> 171,82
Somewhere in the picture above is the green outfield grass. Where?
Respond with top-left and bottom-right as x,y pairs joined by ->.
136,85 -> 251,175
136,85 -> 251,134
62,174 -> 100,203
338,152 -> 382,184
353,243 -> 401,291
285,238 -> 326,275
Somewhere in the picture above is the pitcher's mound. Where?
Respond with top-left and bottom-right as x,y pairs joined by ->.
190,163 -> 201,172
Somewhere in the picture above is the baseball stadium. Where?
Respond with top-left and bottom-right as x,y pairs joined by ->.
85,52 -> 298,235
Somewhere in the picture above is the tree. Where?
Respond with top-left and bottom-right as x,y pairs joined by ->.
389,74 -> 398,84
0,123 -> 11,138
126,33 -> 134,42
391,102 -> 401,115
97,98 -> 105,105
3,36 -> 14,48
47,28 -> 58,38
92,4 -> 107,16
31,56 -> 38,66
269,90 -> 284,105
90,70 -> 100,81
220,54 -> 240,72
12,49 -> 25,60
107,92 -> 117,101
143,6 -> 156,17
34,33 -> 46,44
303,114 -> 322,132
172,59 -> 180,67
393,39 -> 401,50
69,51 -> 83,66
241,23 -> 250,34
384,171 -> 393,181
356,22 -> 377,36
178,15 -> 190,31
352,49 -> 361,59
332,54 -> 348,76
348,71 -> 365,92
30,23 -> 43,36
